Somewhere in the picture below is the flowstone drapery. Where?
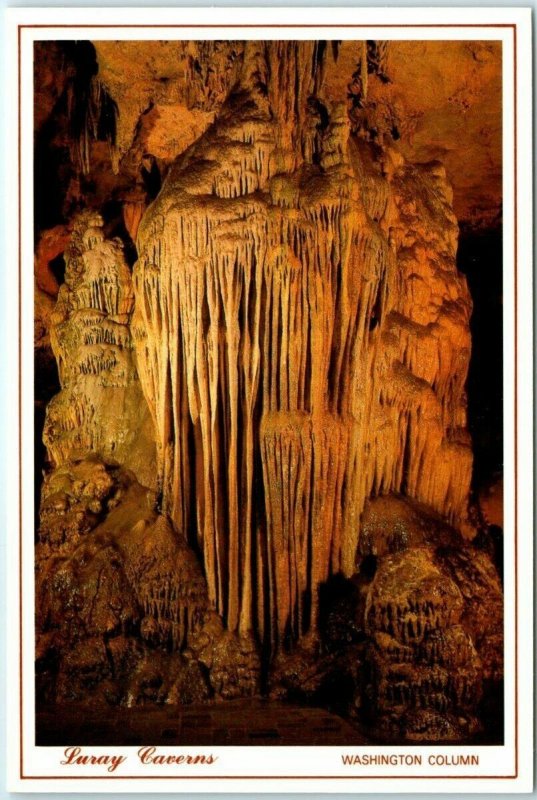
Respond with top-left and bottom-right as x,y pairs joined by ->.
132,41 -> 473,649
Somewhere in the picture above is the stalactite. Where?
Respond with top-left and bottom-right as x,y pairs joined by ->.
66,72 -> 118,175
131,42 -> 473,653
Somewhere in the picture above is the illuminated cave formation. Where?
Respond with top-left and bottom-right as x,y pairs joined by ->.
34,39 -> 503,744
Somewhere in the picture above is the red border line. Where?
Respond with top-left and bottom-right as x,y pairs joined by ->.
19,774 -> 520,781
18,20 -> 23,784
513,20 -> 518,782
22,23 -> 514,28
20,22 -> 517,783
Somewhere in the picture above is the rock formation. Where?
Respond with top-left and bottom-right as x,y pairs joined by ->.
133,41 -> 473,649
44,211 -> 156,488
358,496 -> 502,741
34,38 -> 503,744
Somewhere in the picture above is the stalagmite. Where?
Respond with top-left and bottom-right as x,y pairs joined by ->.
44,211 -> 156,489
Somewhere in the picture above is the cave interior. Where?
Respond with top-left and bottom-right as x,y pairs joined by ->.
34,38 -> 504,746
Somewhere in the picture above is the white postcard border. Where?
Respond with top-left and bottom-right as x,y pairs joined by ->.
5,6 -> 534,793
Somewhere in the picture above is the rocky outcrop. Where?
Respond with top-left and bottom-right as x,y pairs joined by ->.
36,458 -> 260,707
362,546 -> 487,742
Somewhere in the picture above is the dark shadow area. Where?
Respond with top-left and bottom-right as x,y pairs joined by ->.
34,347 -> 60,536
457,227 -> 503,489
34,115 -> 72,232
141,154 -> 162,201
101,198 -> 138,267
319,572 -> 362,652
48,253 -> 66,286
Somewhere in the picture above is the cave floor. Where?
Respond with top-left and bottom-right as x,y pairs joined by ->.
37,699 -> 371,746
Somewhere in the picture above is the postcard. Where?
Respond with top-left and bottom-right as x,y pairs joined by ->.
4,5 -> 534,793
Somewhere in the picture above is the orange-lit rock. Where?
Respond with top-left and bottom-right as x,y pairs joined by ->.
364,41 -> 502,229
35,225 -> 71,297
93,40 -> 244,170
123,198 -> 147,242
